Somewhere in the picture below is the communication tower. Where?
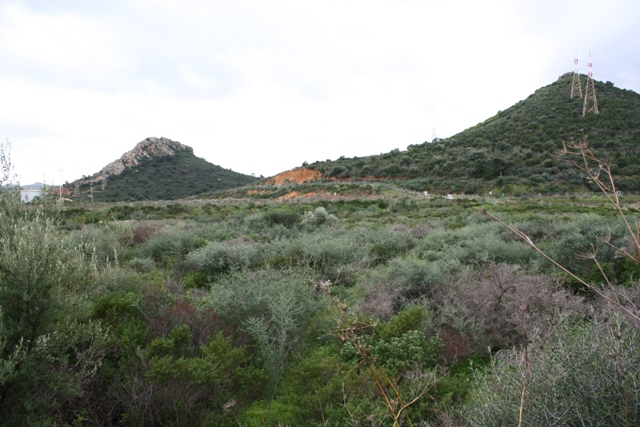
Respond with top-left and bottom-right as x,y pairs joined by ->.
583,51 -> 599,116
571,49 -> 583,98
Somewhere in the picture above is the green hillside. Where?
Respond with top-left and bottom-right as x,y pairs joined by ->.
71,141 -> 258,202
307,74 -> 640,194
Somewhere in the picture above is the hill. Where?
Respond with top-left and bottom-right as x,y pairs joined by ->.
305,74 -> 640,194
69,137 -> 258,201
20,182 -> 46,190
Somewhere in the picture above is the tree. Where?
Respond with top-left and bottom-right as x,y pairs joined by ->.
0,140 -> 16,188
0,143 -> 105,425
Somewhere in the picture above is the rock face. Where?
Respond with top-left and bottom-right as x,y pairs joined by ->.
68,136 -> 259,201
94,137 -> 192,181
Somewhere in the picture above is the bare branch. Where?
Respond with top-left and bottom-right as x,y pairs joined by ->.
559,137 -> 640,259
480,208 -> 640,324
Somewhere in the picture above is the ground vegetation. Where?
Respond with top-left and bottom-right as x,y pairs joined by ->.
3,177 -> 638,425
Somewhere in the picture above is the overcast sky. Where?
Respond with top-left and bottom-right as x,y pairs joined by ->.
2,0 -> 639,185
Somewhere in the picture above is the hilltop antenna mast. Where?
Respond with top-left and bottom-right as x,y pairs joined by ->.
571,49 -> 583,98
583,51 -> 599,116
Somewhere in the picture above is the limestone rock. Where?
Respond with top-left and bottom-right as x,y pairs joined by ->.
91,137 -> 192,182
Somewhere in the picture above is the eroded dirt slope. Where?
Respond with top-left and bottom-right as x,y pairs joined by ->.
265,168 -> 323,185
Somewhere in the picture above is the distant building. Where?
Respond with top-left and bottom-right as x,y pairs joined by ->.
20,189 -> 43,202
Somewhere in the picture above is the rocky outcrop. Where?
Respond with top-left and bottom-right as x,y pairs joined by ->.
66,136 -> 259,201
91,137 -> 192,182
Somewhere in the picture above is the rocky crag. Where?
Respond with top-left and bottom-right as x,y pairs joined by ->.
69,137 -> 258,201
92,137 -> 191,183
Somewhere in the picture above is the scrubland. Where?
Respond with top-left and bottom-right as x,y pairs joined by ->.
1,191 -> 639,426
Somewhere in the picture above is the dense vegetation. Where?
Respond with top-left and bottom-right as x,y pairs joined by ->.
3,165 -> 640,425
71,150 -> 258,202
307,74 -> 640,194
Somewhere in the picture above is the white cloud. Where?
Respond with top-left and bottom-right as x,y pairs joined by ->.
0,3 -> 124,86
1,0 -> 638,185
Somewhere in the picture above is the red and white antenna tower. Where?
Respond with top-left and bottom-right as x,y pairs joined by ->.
571,49 -> 583,98
583,51 -> 599,116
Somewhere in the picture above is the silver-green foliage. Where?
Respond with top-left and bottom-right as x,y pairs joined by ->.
462,316 -> 640,427
187,240 -> 260,275
0,189 -> 105,421
204,268 -> 319,399
65,221 -> 132,268
419,221 -> 537,266
0,308 -> 25,392
301,206 -> 339,228
136,229 -> 207,264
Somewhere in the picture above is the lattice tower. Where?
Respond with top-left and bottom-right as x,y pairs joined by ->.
583,52 -> 599,116
571,50 -> 583,98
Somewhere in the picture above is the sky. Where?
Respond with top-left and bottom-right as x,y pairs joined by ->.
1,0 -> 639,185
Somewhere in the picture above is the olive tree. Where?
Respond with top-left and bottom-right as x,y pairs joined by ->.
0,143 -> 105,424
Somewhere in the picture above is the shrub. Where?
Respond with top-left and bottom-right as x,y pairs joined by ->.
203,268 -> 319,399
128,256 -> 156,273
301,206 -> 339,228
117,328 -> 264,427
436,263 -> 585,353
260,229 -> 370,281
92,291 -> 142,328
371,329 -> 443,374
377,306 -> 428,341
66,222 -> 134,268
186,240 -> 260,276
262,208 -> 301,228
248,346 -> 350,426
137,230 -> 207,266
132,223 -> 156,245
0,189 -> 106,423
388,256 -> 455,300
368,227 -> 415,266
419,221 -> 538,267
461,316 -> 640,426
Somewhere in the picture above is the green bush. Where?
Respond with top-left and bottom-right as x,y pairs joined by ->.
616,257 -> 640,285
377,306 -> 428,341
371,330 -> 442,374
204,268 -> 320,399
92,290 -> 142,328
419,221 -> 538,267
186,240 -> 261,276
128,256 -> 156,273
262,208 -> 301,228
385,256 -> 455,300
117,327 -> 264,427
260,228 -> 370,281
136,230 -> 207,267
368,227 -> 415,266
